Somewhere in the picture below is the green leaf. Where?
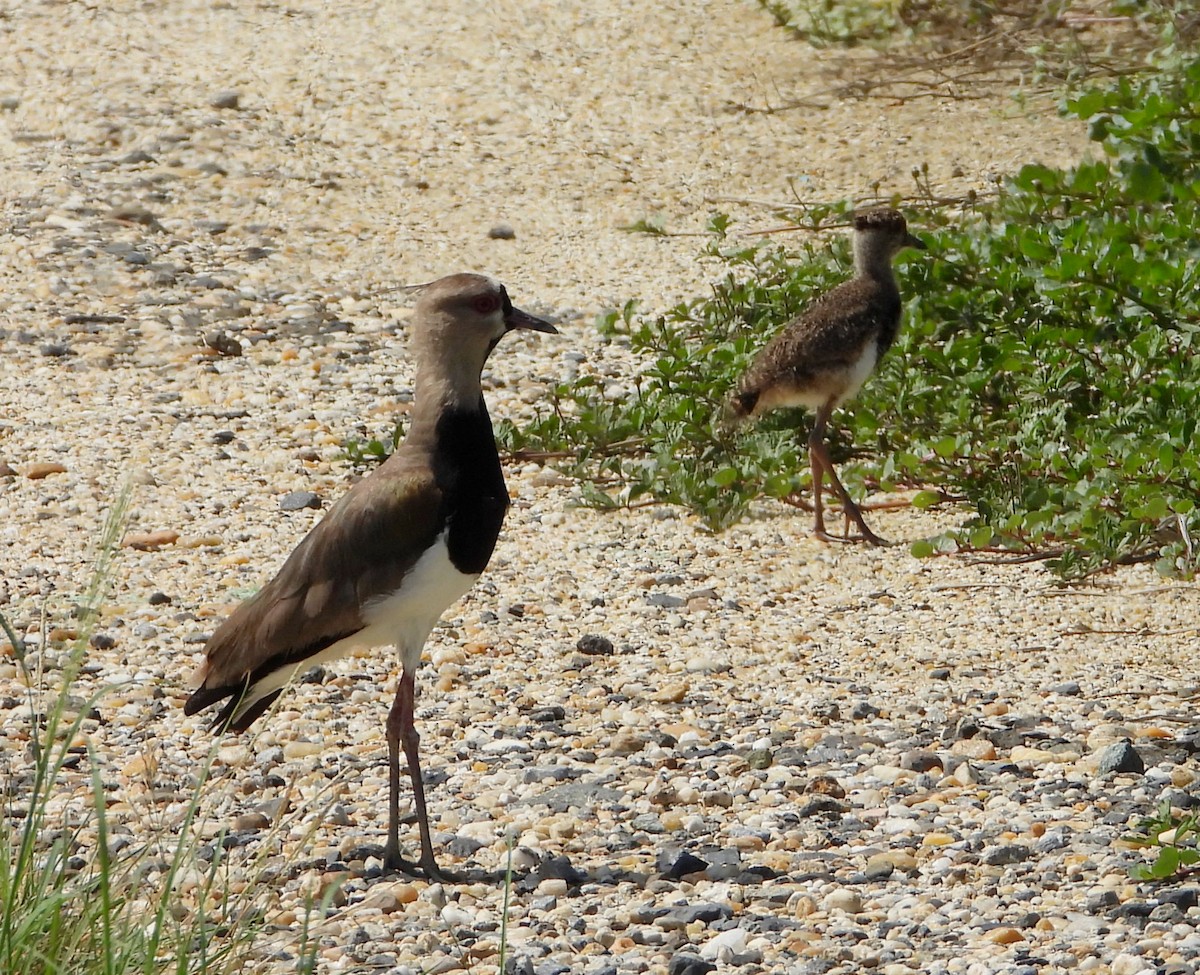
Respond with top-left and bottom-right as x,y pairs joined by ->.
1127,161 -> 1168,202
1150,846 -> 1183,878
969,526 -> 996,549
1019,236 -> 1055,261
1069,89 -> 1108,119
909,539 -> 935,558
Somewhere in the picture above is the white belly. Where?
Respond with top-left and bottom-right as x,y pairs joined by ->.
838,341 -> 878,405
758,342 -> 879,413
357,532 -> 478,672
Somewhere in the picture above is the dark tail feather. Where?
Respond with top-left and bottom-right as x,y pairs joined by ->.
221,688 -> 283,733
727,388 -> 759,420
184,681 -> 242,717
185,679 -> 282,734
719,388 -> 759,434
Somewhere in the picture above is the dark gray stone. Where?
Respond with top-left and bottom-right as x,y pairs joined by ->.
521,766 -> 574,784
663,903 -> 732,927
747,748 -> 772,769
660,849 -> 708,879
630,903 -> 670,924
575,634 -> 614,656
1160,887 -> 1200,910
1110,900 -> 1153,918
631,813 -> 664,834
279,491 -> 322,511
531,854 -> 585,885
299,666 -> 327,684
900,751 -> 943,773
811,702 -> 840,722
203,330 -> 242,356
949,715 -> 980,740
863,858 -> 894,881
796,796 -> 848,818
773,746 -> 808,767
1034,830 -> 1070,854
1096,739 -> 1145,775
851,700 -> 881,720
667,953 -> 715,975
1161,789 -> 1200,809
445,835 -> 484,857
703,848 -> 743,881
487,224 -> 516,240
981,844 -> 1030,866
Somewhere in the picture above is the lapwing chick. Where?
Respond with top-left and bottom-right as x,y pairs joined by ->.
185,273 -> 557,881
730,208 -> 925,545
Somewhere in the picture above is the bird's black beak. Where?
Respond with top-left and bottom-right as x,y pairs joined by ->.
506,306 -> 558,334
905,232 -> 927,251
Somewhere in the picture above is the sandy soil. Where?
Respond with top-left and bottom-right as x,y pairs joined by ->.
2,3 -> 1197,974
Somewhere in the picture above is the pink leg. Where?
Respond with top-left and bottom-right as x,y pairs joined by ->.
808,402 -> 888,547
384,670 -> 464,882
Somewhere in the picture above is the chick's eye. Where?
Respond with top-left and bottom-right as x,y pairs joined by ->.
472,294 -> 500,315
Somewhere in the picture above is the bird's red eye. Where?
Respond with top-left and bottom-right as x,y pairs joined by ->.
472,294 -> 500,315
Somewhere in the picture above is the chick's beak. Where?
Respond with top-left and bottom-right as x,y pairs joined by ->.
905,232 -> 928,251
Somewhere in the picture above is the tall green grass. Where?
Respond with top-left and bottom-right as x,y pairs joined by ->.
0,488 -> 325,974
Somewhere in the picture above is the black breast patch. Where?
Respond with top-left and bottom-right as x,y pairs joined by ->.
434,404 -> 510,575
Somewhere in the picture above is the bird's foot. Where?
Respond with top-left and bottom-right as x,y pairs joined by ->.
854,526 -> 891,547
417,858 -> 505,885
815,527 -> 891,547
385,851 -> 434,879
349,843 -> 503,884
344,843 -> 429,879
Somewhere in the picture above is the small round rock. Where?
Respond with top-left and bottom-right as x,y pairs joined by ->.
280,491 -> 323,511
576,634 -> 614,656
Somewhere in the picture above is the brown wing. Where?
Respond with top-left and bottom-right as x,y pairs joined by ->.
188,453 -> 444,698
741,277 -> 899,394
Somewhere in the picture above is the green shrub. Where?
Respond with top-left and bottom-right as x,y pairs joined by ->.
500,62 -> 1200,579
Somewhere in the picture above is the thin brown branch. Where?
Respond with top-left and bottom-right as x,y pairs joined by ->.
963,549 -> 1063,565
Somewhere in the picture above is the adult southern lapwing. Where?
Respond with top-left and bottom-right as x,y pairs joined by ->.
185,272 -> 557,880
730,208 -> 925,546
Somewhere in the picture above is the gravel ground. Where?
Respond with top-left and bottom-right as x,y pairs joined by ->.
3,2 -> 1200,974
